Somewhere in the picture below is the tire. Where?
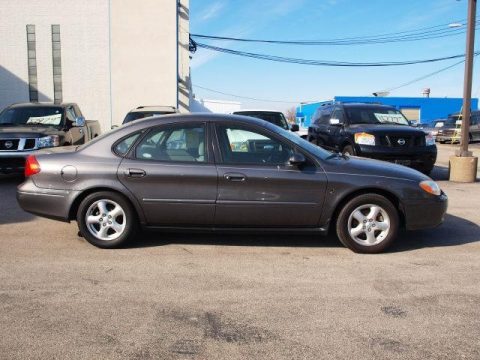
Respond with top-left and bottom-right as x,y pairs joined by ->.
77,191 -> 138,248
309,137 -> 324,147
335,194 -> 399,254
417,163 -> 434,175
342,145 -> 355,156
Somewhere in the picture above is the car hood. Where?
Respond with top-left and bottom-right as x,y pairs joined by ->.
324,154 -> 430,182
0,126 -> 62,138
347,124 -> 425,135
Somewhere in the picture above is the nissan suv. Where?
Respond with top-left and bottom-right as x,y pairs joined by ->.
307,103 -> 437,174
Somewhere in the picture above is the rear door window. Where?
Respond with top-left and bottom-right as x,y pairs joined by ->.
135,124 -> 206,163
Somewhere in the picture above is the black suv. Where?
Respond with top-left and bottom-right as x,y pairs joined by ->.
307,103 -> 437,174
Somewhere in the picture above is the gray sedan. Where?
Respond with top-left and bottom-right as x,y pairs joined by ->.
17,114 -> 447,253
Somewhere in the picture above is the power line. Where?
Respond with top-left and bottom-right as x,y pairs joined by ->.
193,84 -> 307,104
195,41 -> 479,67
191,18 -> 478,46
386,59 -> 468,92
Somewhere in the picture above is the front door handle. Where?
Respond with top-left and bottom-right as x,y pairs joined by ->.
224,173 -> 246,182
125,168 -> 146,177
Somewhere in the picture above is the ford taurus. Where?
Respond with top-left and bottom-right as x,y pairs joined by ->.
16,114 -> 447,253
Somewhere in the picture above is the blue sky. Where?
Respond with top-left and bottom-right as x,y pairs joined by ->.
190,0 -> 478,111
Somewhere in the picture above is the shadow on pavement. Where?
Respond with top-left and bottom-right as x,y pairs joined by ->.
0,174 -> 36,225
390,213 -> 479,252
128,213 -> 479,252
129,231 -> 342,250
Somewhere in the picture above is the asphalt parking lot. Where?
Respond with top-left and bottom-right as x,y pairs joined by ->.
1,143 -> 479,360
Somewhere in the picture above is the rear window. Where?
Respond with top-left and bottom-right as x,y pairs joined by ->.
234,111 -> 289,130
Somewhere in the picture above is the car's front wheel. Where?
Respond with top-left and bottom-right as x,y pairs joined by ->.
77,191 -> 138,248
335,194 -> 399,253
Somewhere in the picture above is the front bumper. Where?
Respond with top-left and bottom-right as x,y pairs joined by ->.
436,134 -> 460,143
0,151 -> 35,174
355,144 -> 437,168
16,179 -> 76,222
402,192 -> 448,230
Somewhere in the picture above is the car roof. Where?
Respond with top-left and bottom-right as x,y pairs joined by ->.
122,113 -> 276,131
7,102 -> 73,109
340,103 -> 396,109
129,106 -> 177,113
233,109 -> 285,114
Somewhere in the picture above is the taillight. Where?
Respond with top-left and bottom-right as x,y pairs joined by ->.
25,155 -> 41,177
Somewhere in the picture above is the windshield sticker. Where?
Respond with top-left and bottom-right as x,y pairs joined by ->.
26,114 -> 62,125
373,113 -> 407,124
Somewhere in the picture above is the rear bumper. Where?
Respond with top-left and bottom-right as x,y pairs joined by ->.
355,145 -> 437,168
403,192 -> 448,230
16,180 -> 76,222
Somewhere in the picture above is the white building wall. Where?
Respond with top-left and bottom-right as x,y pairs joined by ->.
0,0 -> 110,130
0,0 -> 189,131
198,99 -> 242,114
110,0 -> 178,126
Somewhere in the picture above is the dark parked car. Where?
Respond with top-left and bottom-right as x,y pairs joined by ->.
17,114 -> 447,253
436,111 -> 480,143
232,110 -> 306,138
0,102 -> 101,174
122,106 -> 177,125
419,118 -> 456,139
307,103 -> 437,174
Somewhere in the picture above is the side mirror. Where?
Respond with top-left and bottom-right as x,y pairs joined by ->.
73,116 -> 86,127
289,152 -> 306,166
290,124 -> 299,132
329,118 -> 342,126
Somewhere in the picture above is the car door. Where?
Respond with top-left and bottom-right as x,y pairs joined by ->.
65,106 -> 84,145
213,123 -> 327,227
327,107 -> 346,149
117,122 -> 217,226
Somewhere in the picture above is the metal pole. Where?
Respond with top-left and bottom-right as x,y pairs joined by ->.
459,0 -> 476,157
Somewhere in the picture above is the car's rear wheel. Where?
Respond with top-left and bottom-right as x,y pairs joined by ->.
335,194 -> 399,253
77,191 -> 138,248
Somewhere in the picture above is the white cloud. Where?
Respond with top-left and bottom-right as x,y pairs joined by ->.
198,1 -> 225,22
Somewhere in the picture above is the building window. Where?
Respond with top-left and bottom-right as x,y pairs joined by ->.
26,25 -> 38,102
51,24 -> 62,104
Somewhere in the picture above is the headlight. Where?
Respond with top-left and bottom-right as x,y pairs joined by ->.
419,180 -> 441,196
425,133 -> 436,146
354,132 -> 375,146
37,135 -> 60,149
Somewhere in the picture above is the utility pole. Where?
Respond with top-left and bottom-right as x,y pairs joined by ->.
459,0 -> 476,156
450,0 -> 478,182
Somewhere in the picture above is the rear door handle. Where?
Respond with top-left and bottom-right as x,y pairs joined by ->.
125,168 -> 146,177
224,173 -> 246,182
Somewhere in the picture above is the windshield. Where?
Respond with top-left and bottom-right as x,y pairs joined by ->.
235,111 -> 290,130
434,119 -> 455,128
0,106 -> 63,126
345,106 -> 410,126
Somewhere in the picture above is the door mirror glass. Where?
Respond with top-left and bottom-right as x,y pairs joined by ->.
74,116 -> 86,127
289,152 -> 306,166
329,118 -> 342,126
290,124 -> 299,132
